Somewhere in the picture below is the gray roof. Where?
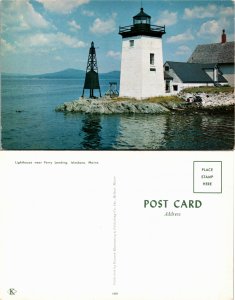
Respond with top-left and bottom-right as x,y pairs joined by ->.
165,61 -> 227,83
188,42 -> 234,64
133,8 -> 151,19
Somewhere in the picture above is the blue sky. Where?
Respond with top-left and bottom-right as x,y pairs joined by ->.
1,0 -> 234,74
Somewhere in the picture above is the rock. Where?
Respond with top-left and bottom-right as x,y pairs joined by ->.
56,98 -> 170,114
178,92 -> 234,107
56,92 -> 234,114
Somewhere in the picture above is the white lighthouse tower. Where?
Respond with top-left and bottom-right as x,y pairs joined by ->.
119,7 -> 166,99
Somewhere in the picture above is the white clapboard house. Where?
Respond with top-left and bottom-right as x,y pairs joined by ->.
188,30 -> 234,87
164,30 -> 234,94
164,61 -> 228,94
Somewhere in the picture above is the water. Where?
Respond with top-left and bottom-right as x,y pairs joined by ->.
1,78 -> 234,150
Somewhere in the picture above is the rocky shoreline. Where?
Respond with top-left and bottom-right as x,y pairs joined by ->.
179,92 -> 234,107
55,92 -> 234,114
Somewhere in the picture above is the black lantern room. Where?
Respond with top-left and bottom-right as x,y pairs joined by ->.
119,7 -> 165,38
133,7 -> 151,25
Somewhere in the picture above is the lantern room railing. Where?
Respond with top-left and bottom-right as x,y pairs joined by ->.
119,24 -> 165,35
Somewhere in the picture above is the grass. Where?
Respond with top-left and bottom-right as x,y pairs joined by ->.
143,96 -> 182,103
99,86 -> 234,103
109,95 -> 182,103
181,86 -> 234,94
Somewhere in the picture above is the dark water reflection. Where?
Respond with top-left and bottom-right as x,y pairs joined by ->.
62,112 -> 234,150
81,115 -> 102,149
1,78 -> 234,150
161,112 -> 234,150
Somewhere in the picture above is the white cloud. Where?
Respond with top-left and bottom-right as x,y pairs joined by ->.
2,0 -> 50,32
219,6 -> 234,16
82,9 -> 94,17
90,13 -> 116,35
56,32 -> 86,48
156,10 -> 178,26
184,4 -> 217,19
175,45 -> 191,55
36,0 -> 89,14
167,30 -> 194,43
0,38 -> 16,55
198,20 -> 219,35
107,50 -> 121,59
68,20 -> 81,31
183,4 -> 234,19
198,18 -> 230,36
16,32 -> 86,52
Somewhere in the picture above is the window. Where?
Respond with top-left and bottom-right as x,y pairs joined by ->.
150,68 -> 156,71
165,66 -> 169,71
173,85 -> 178,91
130,40 -> 134,47
165,81 -> 170,93
150,53 -> 154,65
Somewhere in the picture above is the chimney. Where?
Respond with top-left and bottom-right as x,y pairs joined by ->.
221,29 -> 226,44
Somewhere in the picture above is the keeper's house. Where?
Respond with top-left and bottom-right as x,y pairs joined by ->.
164,62 -> 227,94
164,30 -> 234,94
188,30 -> 234,87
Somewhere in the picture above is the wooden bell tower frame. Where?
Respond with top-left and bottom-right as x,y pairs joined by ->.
82,41 -> 101,98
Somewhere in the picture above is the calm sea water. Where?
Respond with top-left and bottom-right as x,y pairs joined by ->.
1,78 -> 234,150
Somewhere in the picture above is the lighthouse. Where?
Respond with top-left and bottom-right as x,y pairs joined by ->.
119,7 -> 166,99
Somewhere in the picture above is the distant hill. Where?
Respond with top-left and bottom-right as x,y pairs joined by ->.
2,69 -> 120,79
34,68 -> 85,79
101,71 -> 120,78
2,72 -> 31,78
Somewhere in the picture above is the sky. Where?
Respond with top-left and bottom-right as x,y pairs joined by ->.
1,0 -> 234,74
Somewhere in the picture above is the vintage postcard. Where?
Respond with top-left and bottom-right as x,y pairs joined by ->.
0,151 -> 233,300
0,0 -> 234,299
1,0 -> 234,150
